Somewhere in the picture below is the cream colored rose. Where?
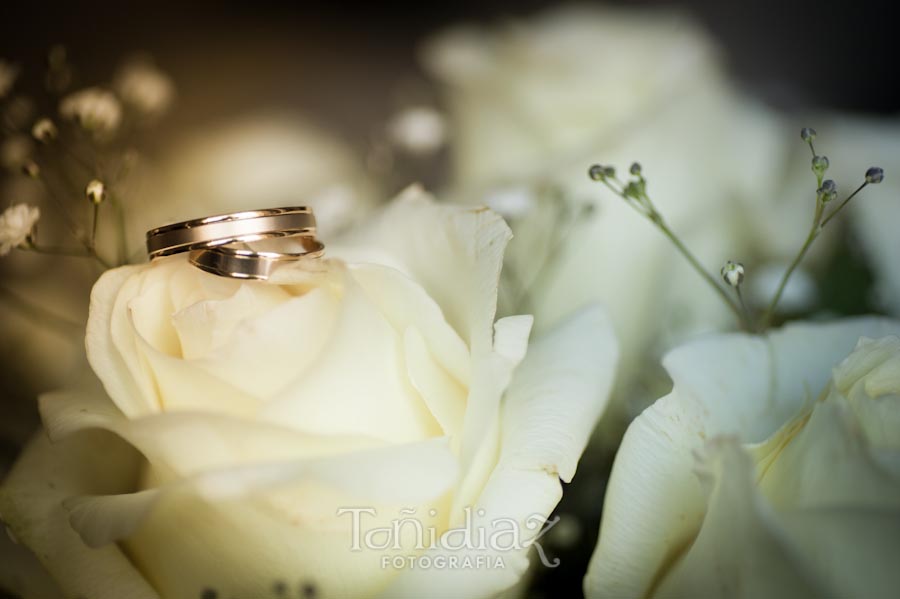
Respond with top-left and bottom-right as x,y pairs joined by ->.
0,188 -> 618,599
425,5 -> 828,400
585,317 -> 900,599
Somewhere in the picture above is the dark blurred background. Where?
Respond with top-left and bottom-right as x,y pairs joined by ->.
2,0 -> 897,145
1,1 -> 896,597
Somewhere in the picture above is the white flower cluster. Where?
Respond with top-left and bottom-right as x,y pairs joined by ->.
59,87 -> 122,139
0,203 -> 39,255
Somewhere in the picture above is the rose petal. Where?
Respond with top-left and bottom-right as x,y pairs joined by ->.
86,264 -> 159,417
383,306 -> 616,598
260,270 -> 442,443
654,439 -> 825,598
39,386 -> 387,478
64,436 -> 459,548
351,263 -> 471,387
0,432 -> 159,599
500,305 -> 617,482
332,185 -> 511,355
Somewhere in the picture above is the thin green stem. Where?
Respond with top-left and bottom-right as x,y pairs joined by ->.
762,200 -> 824,328
821,181 -> 867,228
735,286 -> 755,334
599,177 -> 748,329
90,202 -> 100,248
654,216 -> 747,327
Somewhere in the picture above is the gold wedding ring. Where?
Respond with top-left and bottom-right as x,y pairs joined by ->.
189,238 -> 325,280
145,207 -> 316,259
145,206 -> 326,280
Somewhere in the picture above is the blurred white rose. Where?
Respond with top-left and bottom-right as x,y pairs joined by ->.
835,117 -> 900,312
426,5 -> 828,405
129,114 -> 376,246
585,317 -> 900,599
387,106 -> 448,155
0,188 -> 618,599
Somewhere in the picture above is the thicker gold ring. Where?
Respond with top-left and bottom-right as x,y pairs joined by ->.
145,207 -> 316,259
189,238 -> 326,281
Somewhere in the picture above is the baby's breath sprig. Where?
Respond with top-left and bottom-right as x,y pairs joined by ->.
588,127 -> 885,333
761,130 -> 884,328
588,162 -> 750,330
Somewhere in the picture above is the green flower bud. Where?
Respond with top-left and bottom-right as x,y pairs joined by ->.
812,155 -> 830,176
629,162 -> 642,176
818,179 -> 837,202
800,127 -> 817,142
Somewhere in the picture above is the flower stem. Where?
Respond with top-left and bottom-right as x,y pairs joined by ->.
820,182 -> 867,228
735,286 -> 755,334
91,202 -> 100,248
653,214 -> 748,328
761,200 -> 824,328
598,178 -> 748,329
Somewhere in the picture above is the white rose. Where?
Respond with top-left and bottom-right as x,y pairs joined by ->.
584,317 -> 900,598
425,5 -> 826,399
0,188 -> 618,599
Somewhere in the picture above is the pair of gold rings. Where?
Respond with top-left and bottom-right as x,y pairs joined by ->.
145,207 -> 324,280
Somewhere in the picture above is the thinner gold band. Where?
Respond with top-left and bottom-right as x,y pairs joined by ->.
189,238 -> 326,281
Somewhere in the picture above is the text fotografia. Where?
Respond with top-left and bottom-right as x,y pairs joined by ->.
336,507 -> 561,569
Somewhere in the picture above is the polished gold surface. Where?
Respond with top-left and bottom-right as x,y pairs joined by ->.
189,237 -> 325,280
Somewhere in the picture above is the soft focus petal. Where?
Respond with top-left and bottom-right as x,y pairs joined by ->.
0,432 -> 158,599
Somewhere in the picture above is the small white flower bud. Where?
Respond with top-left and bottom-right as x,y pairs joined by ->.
865,167 -> 884,184
800,127 -> 816,142
629,162 -> 642,176
85,179 -> 106,205
721,260 -> 745,288
21,160 -> 40,178
31,118 -> 58,143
